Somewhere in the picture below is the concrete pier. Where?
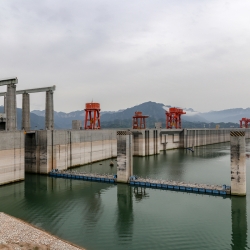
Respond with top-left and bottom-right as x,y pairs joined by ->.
117,131 -> 133,183
0,131 -> 24,185
45,90 -> 54,130
6,83 -> 17,131
22,93 -> 30,131
230,131 -> 246,196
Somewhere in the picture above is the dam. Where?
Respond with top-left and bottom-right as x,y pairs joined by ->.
0,77 -> 249,197
1,127 -> 249,184
0,77 -> 249,249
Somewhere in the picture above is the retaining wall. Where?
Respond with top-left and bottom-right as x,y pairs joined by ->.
25,129 -> 117,174
0,131 -> 24,185
133,129 -> 160,156
184,129 -> 250,148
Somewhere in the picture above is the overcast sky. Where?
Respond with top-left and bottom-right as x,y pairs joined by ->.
0,0 -> 250,113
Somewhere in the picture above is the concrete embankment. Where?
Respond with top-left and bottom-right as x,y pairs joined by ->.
0,212 -> 84,250
0,131 -> 24,186
25,129 -> 117,174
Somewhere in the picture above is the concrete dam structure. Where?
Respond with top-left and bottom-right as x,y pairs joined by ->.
23,128 -> 250,175
0,77 -> 250,196
50,129 -> 248,196
1,127 -> 250,185
0,77 -> 56,185
25,129 -> 117,174
133,128 -> 250,155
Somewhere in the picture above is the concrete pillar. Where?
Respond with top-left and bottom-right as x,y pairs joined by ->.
4,94 -> 6,113
6,83 -> 17,131
148,130 -> 154,155
22,93 -> 30,131
182,129 -> 186,148
117,131 -> 133,183
45,90 -> 54,130
230,131 -> 246,196
145,130 -> 149,155
155,129 -> 161,154
72,120 -> 82,130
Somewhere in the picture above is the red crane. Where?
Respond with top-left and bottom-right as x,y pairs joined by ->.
84,102 -> 101,129
166,107 -> 186,129
132,111 -> 149,129
240,118 -> 250,128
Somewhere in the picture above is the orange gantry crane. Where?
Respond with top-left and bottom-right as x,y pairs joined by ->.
132,111 -> 149,129
84,102 -> 101,129
166,107 -> 186,129
240,118 -> 250,128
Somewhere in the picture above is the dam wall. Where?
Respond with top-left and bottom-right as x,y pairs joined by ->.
160,129 -> 184,150
25,129 -> 117,174
2,127 -> 250,185
133,129 -> 161,156
184,129 -> 250,148
129,128 -> 250,156
0,131 -> 24,185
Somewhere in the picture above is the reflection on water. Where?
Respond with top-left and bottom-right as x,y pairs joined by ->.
231,196 -> 247,250
134,143 -> 231,185
116,184 -> 133,243
133,187 -> 149,201
0,141 -> 250,249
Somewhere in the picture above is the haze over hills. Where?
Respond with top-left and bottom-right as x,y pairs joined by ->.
30,101 -> 248,129
200,108 -> 250,123
1,102 -> 247,129
0,106 -> 51,130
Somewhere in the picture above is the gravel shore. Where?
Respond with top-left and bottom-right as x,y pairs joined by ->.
0,212 -> 85,250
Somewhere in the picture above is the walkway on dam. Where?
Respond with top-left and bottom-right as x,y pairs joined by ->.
49,170 -> 231,196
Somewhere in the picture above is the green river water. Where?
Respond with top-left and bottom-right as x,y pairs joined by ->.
0,141 -> 250,250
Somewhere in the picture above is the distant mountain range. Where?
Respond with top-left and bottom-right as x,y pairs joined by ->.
31,101 -> 250,129
199,108 -> 250,123
0,106 -> 46,130
1,101 -> 249,129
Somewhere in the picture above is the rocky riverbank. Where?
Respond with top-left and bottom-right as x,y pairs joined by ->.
0,213 -> 84,250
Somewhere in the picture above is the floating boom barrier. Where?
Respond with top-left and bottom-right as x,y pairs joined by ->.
129,177 -> 230,195
49,170 -> 116,183
49,170 -> 231,196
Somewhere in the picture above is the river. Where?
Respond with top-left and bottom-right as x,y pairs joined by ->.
0,141 -> 250,249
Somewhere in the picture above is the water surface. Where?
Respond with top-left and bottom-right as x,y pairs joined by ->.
0,141 -> 250,249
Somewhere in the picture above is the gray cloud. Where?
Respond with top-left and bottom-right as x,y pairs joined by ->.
0,0 -> 250,112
